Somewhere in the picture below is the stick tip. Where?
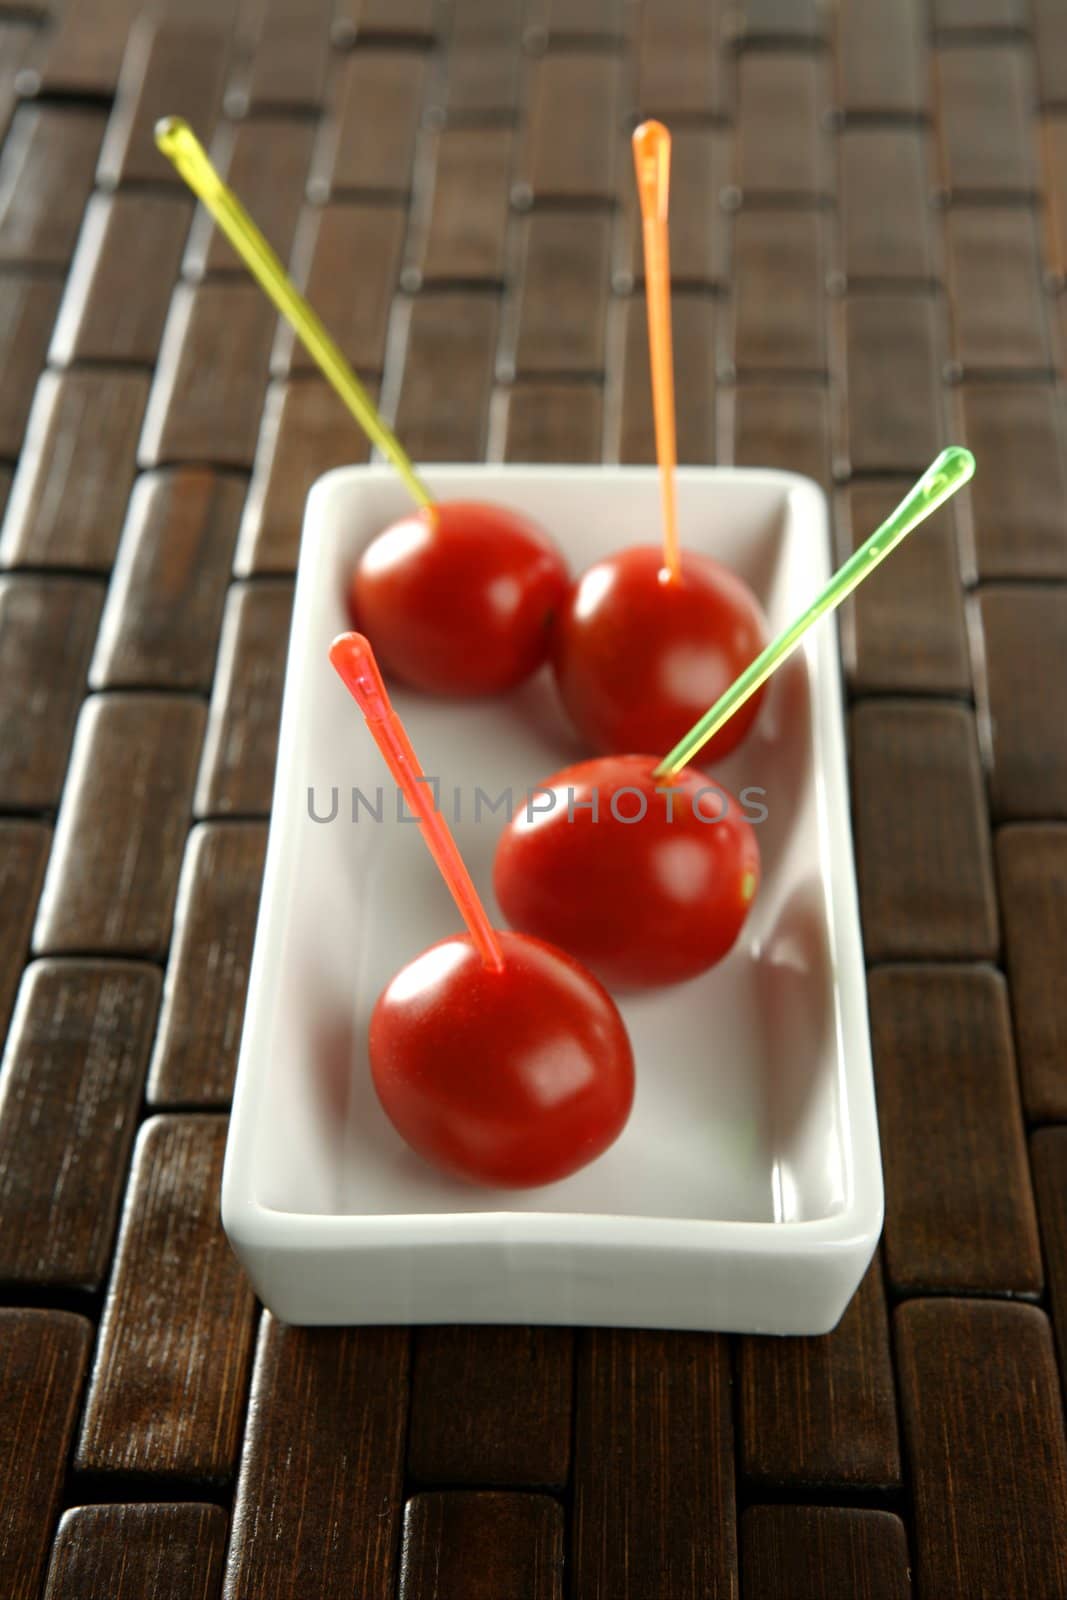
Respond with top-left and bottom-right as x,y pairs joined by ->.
632,119 -> 671,222
154,114 -> 187,153
329,631 -> 391,721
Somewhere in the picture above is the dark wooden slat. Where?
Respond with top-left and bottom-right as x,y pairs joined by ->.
237,380 -> 370,574
0,269 -> 64,456
139,282 -> 275,470
945,209 -> 1051,373
34,695 -> 205,958
839,128 -> 933,283
224,1317 -> 409,1599
0,577 -> 102,809
955,383 -> 1067,579
870,965 -> 1041,1295
412,127 -> 513,284
450,0 -> 524,34
239,0 -> 331,112
1034,0 -> 1067,106
33,0 -> 142,96
998,826 -> 1067,1121
835,0 -> 925,118
841,294 -> 943,473
618,127 -> 731,290
500,382 -> 603,464
0,822 -> 49,1040
521,52 -> 620,203
896,1299 -> 1067,1600
739,1261 -> 900,1490
408,1328 -> 573,1487
195,582 -> 292,817
0,370 -> 150,571
935,46 -> 1036,197
0,105 -> 106,267
735,0 -> 824,41
730,382 -> 831,491
96,20 -> 229,188
933,0 -> 1025,22
636,0 -> 726,118
274,203 -> 406,378
148,822 -> 266,1107
0,1310 -> 92,1600
736,55 -> 826,199
836,481 -> 969,696
395,292 -> 499,458
730,211 -> 825,374
439,37 -> 520,121
850,701 -> 998,961
90,470 -> 246,692
572,1331 -> 736,1600
49,193 -> 192,367
349,0 -> 437,37
1031,1128 -> 1067,1400
186,116 -> 315,278
0,959 -> 160,1289
399,1493 -> 564,1600
977,587 -> 1067,821
535,0 -> 624,42
741,1507 -> 912,1600
618,293 -> 715,463
313,51 -> 428,197
76,1115 -> 256,1482
512,213 -> 611,377
1042,114 -> 1067,279
44,1503 -> 228,1600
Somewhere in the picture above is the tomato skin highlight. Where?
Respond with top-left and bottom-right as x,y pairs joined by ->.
552,545 -> 768,761
369,931 -> 635,1188
351,501 -> 569,697
494,755 -> 761,991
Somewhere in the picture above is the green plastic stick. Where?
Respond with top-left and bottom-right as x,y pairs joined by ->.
654,446 -> 976,778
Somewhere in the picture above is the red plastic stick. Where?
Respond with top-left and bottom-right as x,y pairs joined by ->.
329,632 -> 505,973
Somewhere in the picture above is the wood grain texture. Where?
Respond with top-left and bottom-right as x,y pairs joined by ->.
313,51 -> 428,196
839,128 -> 933,284
239,0 -> 332,111
185,116 -> 315,277
140,282 -> 276,470
0,105 -> 106,266
736,55 -> 827,199
412,126 -> 513,284
997,826 -> 1067,1120
729,382 -> 831,491
33,695 -> 205,958
835,481 -> 969,696
521,52 -> 619,203
0,269 -> 64,456
636,0 -> 726,118
840,295 -> 943,473
730,211 -> 826,374
408,1328 -> 573,1487
742,1507 -> 911,1600
617,293 -> 715,463
1031,1128 -> 1067,1399
499,381 -> 603,463
0,1309 -> 92,1600
48,192 -> 192,367
835,0 -> 925,117
34,0 -> 144,96
195,581 -> 292,817
896,1299 -> 1067,1600
148,822 -> 266,1106
0,370 -> 149,570
739,1262 -> 900,1490
870,965 -> 1041,1295
1041,113 -> 1067,278
0,959 -> 159,1289
224,1317 -> 409,1599
935,45 -> 1037,196
96,19 -> 229,187
945,209 -> 1052,373
850,701 -> 998,961
274,203 -> 406,377
439,36 -> 520,121
395,292 -> 499,458
572,1330 -> 736,1600
976,587 -> 1067,820
44,1503 -> 228,1600
236,381 -> 370,573
0,823 -> 49,1041
400,1493 -> 564,1600
1034,0 -> 1067,105
511,213 -> 611,376
0,577 -> 103,809
90,470 -> 246,692
955,383 -> 1067,578
76,1115 -> 257,1482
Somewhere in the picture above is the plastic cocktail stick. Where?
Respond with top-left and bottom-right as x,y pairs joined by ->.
154,115 -> 432,512
633,119 -> 681,583
654,446 -> 977,778
329,632 -> 505,972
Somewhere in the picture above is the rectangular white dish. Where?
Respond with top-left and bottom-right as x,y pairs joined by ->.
222,464 -> 882,1334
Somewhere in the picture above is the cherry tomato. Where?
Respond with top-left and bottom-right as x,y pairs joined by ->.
351,501 -> 569,697
370,930 -> 635,1188
551,546 -> 768,760
493,755 -> 760,989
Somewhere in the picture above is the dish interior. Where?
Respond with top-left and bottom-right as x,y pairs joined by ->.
248,469 -> 850,1226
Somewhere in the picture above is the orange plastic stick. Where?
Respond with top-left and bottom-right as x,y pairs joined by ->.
633,120 -> 681,583
329,633 -> 505,973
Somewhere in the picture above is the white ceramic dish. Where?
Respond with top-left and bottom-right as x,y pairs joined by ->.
222,465 -> 882,1334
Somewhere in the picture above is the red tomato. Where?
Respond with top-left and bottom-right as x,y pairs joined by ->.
370,931 -> 635,1188
351,501 -> 569,696
493,755 -> 760,989
552,546 -> 768,760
